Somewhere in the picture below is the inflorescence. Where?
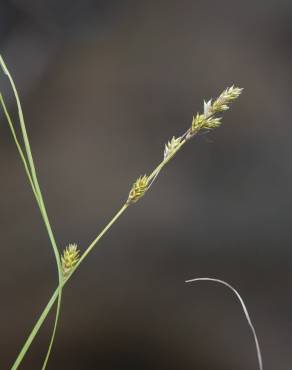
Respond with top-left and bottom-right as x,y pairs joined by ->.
127,85 -> 243,205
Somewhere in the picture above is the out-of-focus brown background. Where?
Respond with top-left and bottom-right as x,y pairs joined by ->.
1,1 -> 291,369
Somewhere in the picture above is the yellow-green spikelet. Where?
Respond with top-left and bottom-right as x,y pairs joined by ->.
61,243 -> 80,276
127,175 -> 149,203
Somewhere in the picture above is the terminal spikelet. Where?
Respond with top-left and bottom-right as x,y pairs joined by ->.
212,86 -> 243,113
188,85 -> 243,137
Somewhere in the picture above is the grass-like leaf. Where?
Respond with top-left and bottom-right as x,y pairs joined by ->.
185,277 -> 263,370
0,55 -> 63,370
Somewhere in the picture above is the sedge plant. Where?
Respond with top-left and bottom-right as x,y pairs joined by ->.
0,55 -> 262,370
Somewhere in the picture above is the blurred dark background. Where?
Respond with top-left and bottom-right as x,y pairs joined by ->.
1,0 -> 292,369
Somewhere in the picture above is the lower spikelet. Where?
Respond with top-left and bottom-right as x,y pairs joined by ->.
61,243 -> 80,277
127,175 -> 149,204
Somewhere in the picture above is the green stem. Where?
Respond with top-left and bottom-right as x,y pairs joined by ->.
72,204 -> 129,274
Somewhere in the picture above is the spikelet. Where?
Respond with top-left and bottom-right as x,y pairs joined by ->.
212,86 -> 243,113
127,175 -> 149,204
204,116 -> 222,130
61,243 -> 80,277
191,113 -> 207,132
188,85 -> 243,137
164,136 -> 182,159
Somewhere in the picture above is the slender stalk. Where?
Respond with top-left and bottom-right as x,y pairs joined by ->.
73,204 -> 129,273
